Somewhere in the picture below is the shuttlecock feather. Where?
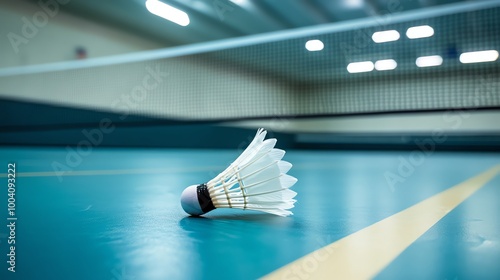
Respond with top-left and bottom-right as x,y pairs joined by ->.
180,128 -> 297,217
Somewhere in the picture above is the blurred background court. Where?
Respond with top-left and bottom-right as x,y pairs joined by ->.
0,0 -> 499,279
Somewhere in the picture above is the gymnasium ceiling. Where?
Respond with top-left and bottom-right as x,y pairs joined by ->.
26,0 -> 487,47
17,0 -> 500,83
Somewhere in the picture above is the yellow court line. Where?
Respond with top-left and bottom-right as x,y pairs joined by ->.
262,165 -> 500,280
0,166 -> 224,178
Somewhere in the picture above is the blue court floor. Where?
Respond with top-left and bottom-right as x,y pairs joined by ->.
0,147 -> 499,279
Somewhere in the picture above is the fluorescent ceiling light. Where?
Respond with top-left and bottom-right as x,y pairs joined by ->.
416,55 -> 443,67
347,61 -> 374,73
459,50 -> 499,64
305,40 -> 324,52
344,0 -> 363,8
230,0 -> 248,4
146,0 -> 190,26
229,0 -> 252,8
372,30 -> 400,43
375,59 -> 397,71
406,25 -> 434,39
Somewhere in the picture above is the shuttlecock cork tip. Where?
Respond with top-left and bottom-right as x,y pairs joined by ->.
180,184 -> 216,216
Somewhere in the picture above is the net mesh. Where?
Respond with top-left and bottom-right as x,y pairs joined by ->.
0,5 -> 499,120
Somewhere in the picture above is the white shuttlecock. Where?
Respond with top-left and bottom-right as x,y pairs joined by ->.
180,128 -> 297,217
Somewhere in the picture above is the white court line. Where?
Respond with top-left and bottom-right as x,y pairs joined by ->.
0,166 -> 224,178
0,163 -> 340,178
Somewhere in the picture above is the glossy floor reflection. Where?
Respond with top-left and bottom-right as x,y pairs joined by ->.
0,148 -> 498,279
